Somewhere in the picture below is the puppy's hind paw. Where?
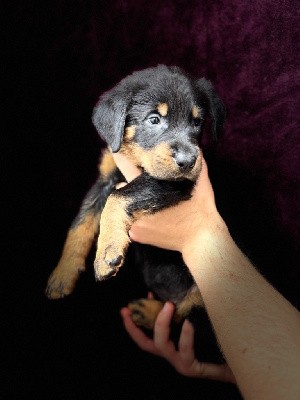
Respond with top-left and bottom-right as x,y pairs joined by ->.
128,298 -> 164,330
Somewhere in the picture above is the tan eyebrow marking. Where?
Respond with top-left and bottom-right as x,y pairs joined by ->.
192,105 -> 200,118
157,103 -> 168,117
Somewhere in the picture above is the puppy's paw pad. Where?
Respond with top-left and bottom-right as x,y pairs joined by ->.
94,245 -> 125,280
94,258 -> 120,281
107,254 -> 123,268
128,299 -> 164,330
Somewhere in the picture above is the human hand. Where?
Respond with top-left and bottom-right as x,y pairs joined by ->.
120,300 -> 236,383
113,152 -> 227,257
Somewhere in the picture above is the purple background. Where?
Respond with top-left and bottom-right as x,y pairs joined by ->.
5,1 -> 299,399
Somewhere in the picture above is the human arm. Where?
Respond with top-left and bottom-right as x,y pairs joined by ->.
183,222 -> 300,400
114,152 -> 300,399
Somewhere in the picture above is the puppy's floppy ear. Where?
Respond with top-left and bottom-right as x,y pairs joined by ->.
195,78 -> 226,140
92,85 -> 132,152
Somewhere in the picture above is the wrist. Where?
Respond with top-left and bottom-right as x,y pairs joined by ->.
181,214 -> 230,269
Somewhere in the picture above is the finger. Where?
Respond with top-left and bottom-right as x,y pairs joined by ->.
195,157 -> 214,194
154,302 -> 176,357
178,319 -> 195,364
147,291 -> 154,299
189,361 -> 236,383
115,182 -> 127,189
113,153 -> 142,182
120,308 -> 160,355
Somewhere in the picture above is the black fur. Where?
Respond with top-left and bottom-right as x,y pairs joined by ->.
120,173 -> 194,216
92,65 -> 225,152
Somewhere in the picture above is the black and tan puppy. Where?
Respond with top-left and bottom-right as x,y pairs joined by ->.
46,65 -> 225,329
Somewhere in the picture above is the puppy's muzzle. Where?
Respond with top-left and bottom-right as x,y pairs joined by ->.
173,151 -> 197,171
171,144 -> 198,172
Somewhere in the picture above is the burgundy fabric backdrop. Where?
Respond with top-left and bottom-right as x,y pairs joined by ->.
5,1 -> 299,399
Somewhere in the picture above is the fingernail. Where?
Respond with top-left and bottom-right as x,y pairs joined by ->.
162,302 -> 172,312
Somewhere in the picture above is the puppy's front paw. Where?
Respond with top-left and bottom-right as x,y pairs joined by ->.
128,299 -> 164,330
94,244 -> 125,281
94,194 -> 131,281
45,259 -> 85,299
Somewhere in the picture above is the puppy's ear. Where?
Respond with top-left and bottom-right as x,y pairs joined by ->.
195,78 -> 226,140
92,85 -> 132,152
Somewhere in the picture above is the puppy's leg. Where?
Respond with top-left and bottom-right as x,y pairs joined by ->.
94,193 -> 131,280
127,286 -> 203,330
94,173 -> 194,280
46,152 -> 119,299
46,210 -> 99,299
176,285 -> 204,320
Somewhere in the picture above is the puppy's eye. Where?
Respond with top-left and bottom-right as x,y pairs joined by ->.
194,118 -> 202,127
149,116 -> 160,125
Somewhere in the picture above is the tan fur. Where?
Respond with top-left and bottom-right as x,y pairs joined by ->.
46,213 -> 100,299
98,149 -> 117,179
120,141 -> 202,181
119,142 -> 143,165
141,142 -> 175,176
176,285 -> 204,319
128,299 -> 164,329
124,126 -> 136,141
119,142 -> 175,178
94,195 -> 131,280
157,102 -> 168,116
192,105 -> 200,118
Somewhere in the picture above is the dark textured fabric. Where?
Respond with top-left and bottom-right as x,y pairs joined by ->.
5,1 -> 299,399
8,0 -> 299,243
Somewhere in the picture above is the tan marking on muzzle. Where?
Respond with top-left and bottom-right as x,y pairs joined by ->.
142,142 -> 175,176
119,142 -> 173,176
119,142 -> 202,181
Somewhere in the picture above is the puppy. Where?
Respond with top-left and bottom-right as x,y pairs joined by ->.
45,65 -> 226,329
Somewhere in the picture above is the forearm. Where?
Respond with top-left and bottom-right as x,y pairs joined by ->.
183,223 -> 300,400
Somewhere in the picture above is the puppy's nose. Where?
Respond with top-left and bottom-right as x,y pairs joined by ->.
173,151 -> 196,171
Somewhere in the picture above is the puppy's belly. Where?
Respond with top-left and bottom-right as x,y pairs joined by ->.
132,244 -> 194,304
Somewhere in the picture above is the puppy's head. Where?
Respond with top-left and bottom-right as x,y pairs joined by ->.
92,65 -> 226,181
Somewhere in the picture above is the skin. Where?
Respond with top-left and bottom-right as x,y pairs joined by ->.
114,152 -> 300,400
